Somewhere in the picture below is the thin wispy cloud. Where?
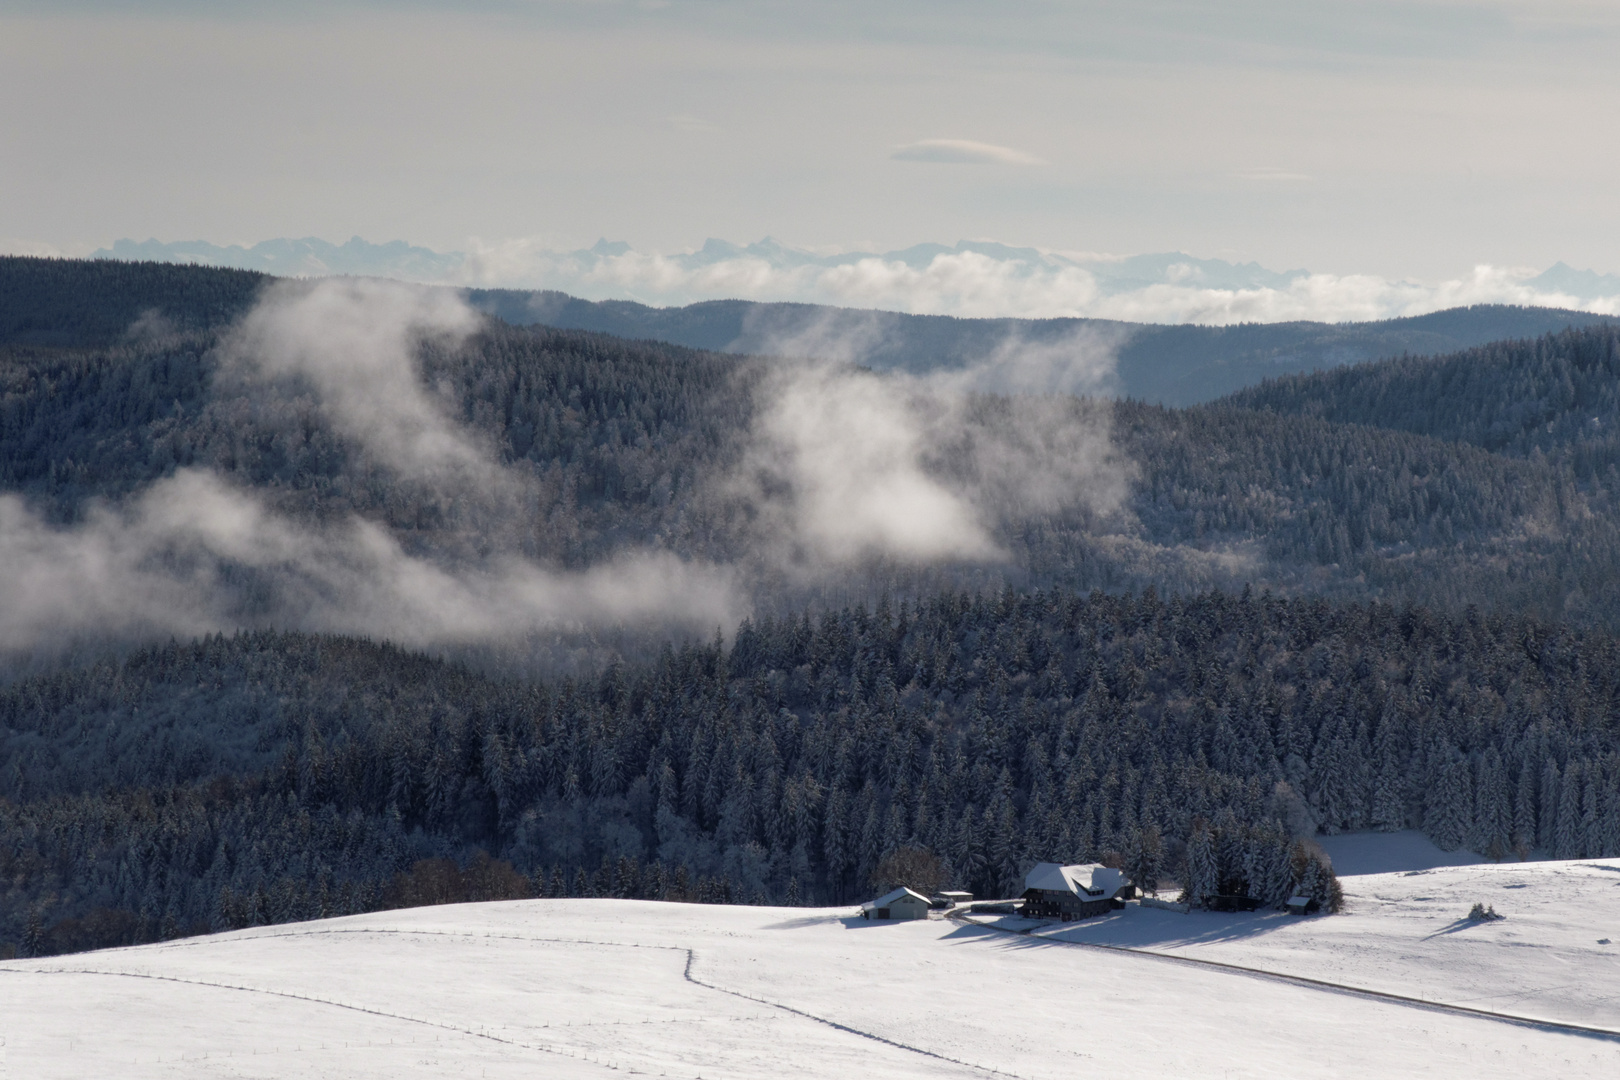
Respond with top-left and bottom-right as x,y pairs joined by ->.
891,139 -> 1045,165
729,313 -> 1131,575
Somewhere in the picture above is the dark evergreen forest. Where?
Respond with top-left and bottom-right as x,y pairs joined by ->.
11,588 -> 1620,957
0,256 -> 266,347
1228,324 -> 1620,482
5,257 -> 1620,958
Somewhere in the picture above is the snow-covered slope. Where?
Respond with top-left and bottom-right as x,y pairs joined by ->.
5,859 -> 1618,1078
1316,828 -> 1517,876
985,858 -> 1620,1030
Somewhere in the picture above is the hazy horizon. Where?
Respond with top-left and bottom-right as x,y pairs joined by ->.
68,232 -> 1620,326
4,1 -> 1618,286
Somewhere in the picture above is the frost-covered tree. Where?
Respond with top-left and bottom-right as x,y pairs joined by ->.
1556,763 -> 1585,860
1182,822 -> 1218,907
1426,754 -> 1472,852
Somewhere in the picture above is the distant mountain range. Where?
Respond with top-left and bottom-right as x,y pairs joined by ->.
1523,261 -> 1620,300
95,236 -> 463,281
95,235 -> 1309,296
92,236 -> 1620,325
471,291 -> 1618,406
93,236 -> 1620,297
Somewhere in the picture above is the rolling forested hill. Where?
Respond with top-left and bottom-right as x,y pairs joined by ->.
1226,323 -> 1620,476
0,257 -> 266,347
472,286 -> 1618,405
5,256 -> 1620,959
4,255 -> 1609,403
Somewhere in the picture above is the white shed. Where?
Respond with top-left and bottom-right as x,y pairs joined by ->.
860,886 -> 932,921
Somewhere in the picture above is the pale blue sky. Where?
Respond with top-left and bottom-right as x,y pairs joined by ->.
3,1 -> 1617,277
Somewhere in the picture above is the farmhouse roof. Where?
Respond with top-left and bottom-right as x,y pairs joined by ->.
1024,862 -> 1127,899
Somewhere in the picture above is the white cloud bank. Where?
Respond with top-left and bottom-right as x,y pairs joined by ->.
457,241 -> 1620,325
0,469 -> 739,653
91,236 -> 1620,326
220,278 -> 496,487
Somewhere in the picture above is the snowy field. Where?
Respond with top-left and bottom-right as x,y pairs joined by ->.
4,858 -> 1619,1079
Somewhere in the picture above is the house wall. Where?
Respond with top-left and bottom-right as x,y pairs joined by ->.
1021,889 -> 1113,921
888,897 -> 929,920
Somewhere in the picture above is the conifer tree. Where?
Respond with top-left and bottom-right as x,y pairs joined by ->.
1512,760 -> 1538,858
1556,763 -> 1584,859
1182,822 -> 1217,907
1125,823 -> 1163,897
1426,755 -> 1471,852
1539,760 -> 1562,852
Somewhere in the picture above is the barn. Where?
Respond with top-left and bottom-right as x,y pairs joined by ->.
1286,895 -> 1321,916
860,886 -> 933,921
1020,863 -> 1129,921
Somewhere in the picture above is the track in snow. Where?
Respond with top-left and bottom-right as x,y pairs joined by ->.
10,927 -> 1021,1079
954,911 -> 1620,1042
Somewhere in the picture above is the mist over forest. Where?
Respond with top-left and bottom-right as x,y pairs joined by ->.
4,255 -> 1620,959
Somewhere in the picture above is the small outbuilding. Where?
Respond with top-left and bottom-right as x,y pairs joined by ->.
1285,895 -> 1321,916
860,886 -> 933,921
930,890 -> 974,909
1021,863 -> 1128,922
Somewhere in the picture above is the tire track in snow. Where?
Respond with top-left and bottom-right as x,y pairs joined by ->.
0,964 -> 627,1074
100,925 -> 1022,1079
677,942 -> 1021,1079
953,913 -> 1620,1042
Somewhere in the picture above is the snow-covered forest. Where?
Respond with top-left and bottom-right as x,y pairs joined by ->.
10,587 -> 1620,955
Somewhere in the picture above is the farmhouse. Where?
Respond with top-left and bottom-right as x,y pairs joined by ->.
1021,862 -> 1129,921
860,886 -> 933,921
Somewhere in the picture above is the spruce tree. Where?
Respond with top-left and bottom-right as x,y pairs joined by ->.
1555,762 -> 1584,860
1512,760 -> 1538,858
1426,755 -> 1471,852
1126,823 -> 1163,897
1539,760 -> 1561,852
1182,822 -> 1217,907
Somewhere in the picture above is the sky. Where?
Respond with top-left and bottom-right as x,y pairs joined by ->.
3,0 -> 1619,287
